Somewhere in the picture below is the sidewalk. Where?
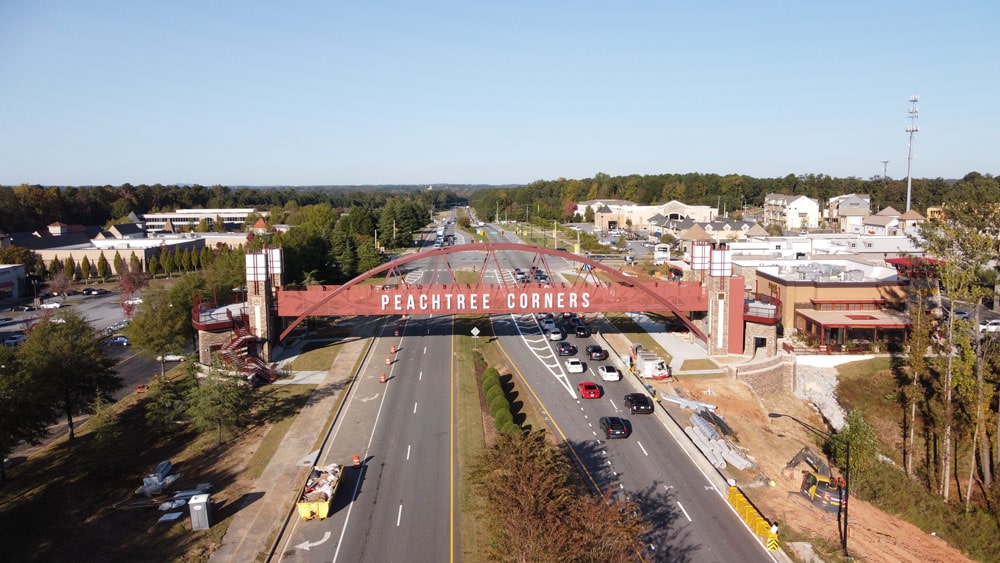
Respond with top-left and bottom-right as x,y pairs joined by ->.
210,318 -> 377,562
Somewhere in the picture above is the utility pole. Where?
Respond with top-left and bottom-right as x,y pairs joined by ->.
905,96 -> 919,212
881,160 -> 890,182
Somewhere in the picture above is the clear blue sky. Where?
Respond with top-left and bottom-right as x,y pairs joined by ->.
1,1 -> 996,187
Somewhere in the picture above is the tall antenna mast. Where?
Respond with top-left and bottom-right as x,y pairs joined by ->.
905,95 -> 919,212
881,159 -> 890,181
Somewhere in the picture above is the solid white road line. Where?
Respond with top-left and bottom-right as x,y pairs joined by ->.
413,402 -> 418,414
677,501 -> 693,522
397,504 -> 403,526
637,441 -> 649,456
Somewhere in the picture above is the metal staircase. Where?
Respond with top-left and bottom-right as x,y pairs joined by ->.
218,309 -> 275,383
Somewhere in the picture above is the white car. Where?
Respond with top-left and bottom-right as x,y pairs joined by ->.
979,319 -> 1000,333
124,297 -> 143,306
548,327 -> 565,341
565,358 -> 585,374
39,302 -> 62,309
597,365 -> 621,382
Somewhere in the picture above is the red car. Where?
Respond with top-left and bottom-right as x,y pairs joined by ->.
577,381 -> 601,399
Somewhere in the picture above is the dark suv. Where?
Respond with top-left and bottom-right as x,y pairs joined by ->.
585,345 -> 607,360
575,325 -> 591,337
557,342 -> 577,356
599,416 -> 629,439
624,393 -> 654,414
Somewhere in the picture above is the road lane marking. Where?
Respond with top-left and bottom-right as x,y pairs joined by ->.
637,441 -> 649,456
609,399 -> 618,410
406,444 -> 411,461
413,402 -> 418,414
677,501 -> 693,522
419,370 -> 423,381
397,504 -> 403,526
423,346 -> 427,354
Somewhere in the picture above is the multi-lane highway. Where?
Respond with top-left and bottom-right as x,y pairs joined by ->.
276,232 -> 774,562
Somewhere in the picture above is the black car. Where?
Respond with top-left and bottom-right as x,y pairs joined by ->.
82,288 -> 109,296
599,416 -> 630,439
624,393 -> 654,414
586,345 -> 607,360
575,325 -> 591,337
557,342 -> 577,356
11,305 -> 35,312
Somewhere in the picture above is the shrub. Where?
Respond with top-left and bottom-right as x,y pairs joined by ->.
494,409 -> 513,429
489,396 -> 509,417
485,385 -> 506,405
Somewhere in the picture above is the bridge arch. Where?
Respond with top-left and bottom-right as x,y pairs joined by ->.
277,242 -> 709,341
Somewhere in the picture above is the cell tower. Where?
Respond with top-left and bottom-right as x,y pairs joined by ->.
905,95 -> 919,212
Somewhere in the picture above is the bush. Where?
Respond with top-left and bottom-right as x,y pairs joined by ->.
483,377 -> 501,396
489,396 -> 510,417
494,409 -> 513,429
501,421 -> 522,434
485,385 -> 506,405
482,367 -> 500,382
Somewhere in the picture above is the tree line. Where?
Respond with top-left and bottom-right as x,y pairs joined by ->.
468,171 -> 997,225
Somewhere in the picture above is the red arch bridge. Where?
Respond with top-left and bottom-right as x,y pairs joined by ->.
276,243 -> 754,343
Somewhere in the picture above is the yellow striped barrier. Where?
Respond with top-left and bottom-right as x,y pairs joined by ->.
728,486 -> 778,551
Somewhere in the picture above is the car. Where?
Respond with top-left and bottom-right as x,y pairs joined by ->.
82,288 -> 109,296
3,333 -> 26,346
10,305 -> 35,312
575,325 -> 591,338
979,319 -> 1000,333
624,393 -> 655,414
578,381 -> 601,399
565,358 -> 585,374
124,297 -> 143,306
540,318 -> 556,332
548,327 -> 566,341
155,354 -> 186,362
106,335 -> 130,346
599,416 -> 630,439
39,302 -> 62,309
586,345 -> 608,360
105,319 -> 130,335
597,365 -> 620,381
557,342 -> 577,356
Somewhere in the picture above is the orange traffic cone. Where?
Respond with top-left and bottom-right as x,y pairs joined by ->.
390,344 -> 396,354
353,454 -> 361,468
385,355 -> 391,365
380,372 -> 386,383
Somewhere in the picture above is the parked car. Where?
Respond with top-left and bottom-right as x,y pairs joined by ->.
39,302 -> 62,309
565,358 -> 585,374
82,288 -> 109,296
597,365 -> 620,382
624,393 -> 654,414
540,318 -> 556,332
557,342 -> 577,356
548,327 -> 566,341
586,345 -> 608,360
10,305 -> 35,312
980,319 -> 1000,333
599,416 -> 630,439
124,297 -> 143,306
155,354 -> 186,362
106,335 -> 130,346
577,381 -> 601,399
3,333 -> 26,346
105,319 -> 130,335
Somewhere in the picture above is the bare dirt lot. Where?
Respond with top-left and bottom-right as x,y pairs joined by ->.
671,375 -> 972,563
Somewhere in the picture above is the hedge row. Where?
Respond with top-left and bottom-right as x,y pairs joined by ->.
482,368 -> 521,434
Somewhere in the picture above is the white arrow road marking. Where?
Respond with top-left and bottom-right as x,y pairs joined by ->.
295,531 -> 331,551
358,393 -> 380,403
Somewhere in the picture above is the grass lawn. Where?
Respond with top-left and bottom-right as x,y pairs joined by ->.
0,379 -> 318,562
286,339 -> 342,371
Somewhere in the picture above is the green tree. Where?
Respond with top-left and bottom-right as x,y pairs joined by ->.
190,245 -> 201,270
49,257 -> 61,277
161,249 -> 174,278
127,290 -> 190,378
145,362 -> 196,434
113,251 -> 124,278
19,309 -> 120,440
147,255 -> 160,278
195,218 -> 211,232
214,215 -> 226,232
186,362 -> 256,445
63,256 -> 76,281
0,346 -> 56,481
128,252 -> 140,274
180,248 -> 192,272
96,252 -> 110,281
0,246 -> 40,273
80,256 -> 92,281
356,240 -> 382,273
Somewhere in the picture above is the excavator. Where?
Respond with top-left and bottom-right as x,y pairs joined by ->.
783,446 -> 846,513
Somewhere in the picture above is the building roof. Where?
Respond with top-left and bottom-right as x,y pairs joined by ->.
898,209 -> 925,220
863,215 -> 897,227
678,224 -> 713,241
875,206 -> 901,217
745,223 -> 770,237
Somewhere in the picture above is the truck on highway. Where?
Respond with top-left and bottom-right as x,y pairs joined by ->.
623,343 -> 673,381
296,463 -> 343,520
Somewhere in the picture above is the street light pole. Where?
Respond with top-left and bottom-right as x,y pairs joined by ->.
768,412 -> 850,559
